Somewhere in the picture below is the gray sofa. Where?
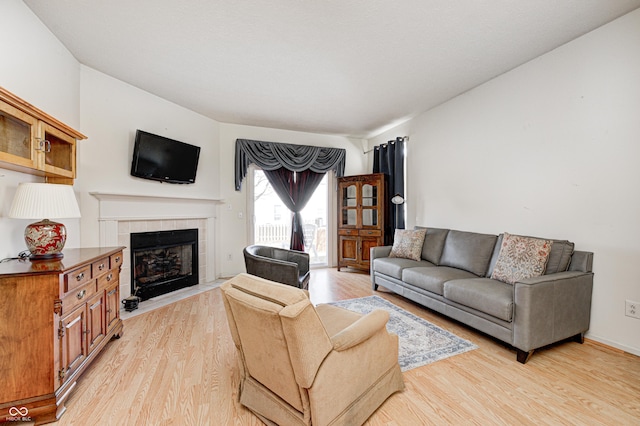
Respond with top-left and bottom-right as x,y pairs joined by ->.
371,227 -> 594,363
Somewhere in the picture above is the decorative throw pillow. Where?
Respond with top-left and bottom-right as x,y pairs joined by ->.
389,229 -> 427,261
491,233 -> 553,284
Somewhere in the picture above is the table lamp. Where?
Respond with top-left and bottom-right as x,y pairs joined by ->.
8,182 -> 81,260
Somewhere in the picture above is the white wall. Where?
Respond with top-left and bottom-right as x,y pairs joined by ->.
369,9 -> 640,355
76,67 -> 221,247
0,0 -> 81,258
218,123 -> 368,277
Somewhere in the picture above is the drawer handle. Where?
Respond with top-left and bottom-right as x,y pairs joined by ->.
76,272 -> 85,282
106,273 -> 113,282
115,256 -> 121,263
77,289 -> 86,300
107,288 -> 117,296
98,263 -> 105,271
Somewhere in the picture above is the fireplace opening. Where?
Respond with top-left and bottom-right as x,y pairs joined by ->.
130,229 -> 199,301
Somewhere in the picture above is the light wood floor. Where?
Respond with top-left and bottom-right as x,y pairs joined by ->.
58,268 -> 640,425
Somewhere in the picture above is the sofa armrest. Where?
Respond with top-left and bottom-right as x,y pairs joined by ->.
513,271 -> 593,352
331,309 -> 390,351
371,245 -> 392,260
568,250 -> 593,273
370,245 -> 392,278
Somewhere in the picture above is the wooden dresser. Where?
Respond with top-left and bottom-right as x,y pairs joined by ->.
0,247 -> 124,424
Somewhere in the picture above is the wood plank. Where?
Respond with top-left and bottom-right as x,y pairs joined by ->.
56,268 -> 640,425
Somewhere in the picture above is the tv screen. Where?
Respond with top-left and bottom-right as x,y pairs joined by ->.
130,130 -> 201,184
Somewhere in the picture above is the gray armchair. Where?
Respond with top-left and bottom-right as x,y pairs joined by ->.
243,245 -> 310,289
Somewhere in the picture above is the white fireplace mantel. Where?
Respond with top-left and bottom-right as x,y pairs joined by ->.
90,191 -> 223,221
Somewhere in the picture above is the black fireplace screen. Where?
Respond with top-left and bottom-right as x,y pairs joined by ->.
130,229 -> 199,300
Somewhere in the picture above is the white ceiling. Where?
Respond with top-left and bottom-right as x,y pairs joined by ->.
24,0 -> 640,138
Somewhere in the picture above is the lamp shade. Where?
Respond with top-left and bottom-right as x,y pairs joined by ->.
8,183 -> 81,219
8,183 -> 81,260
391,194 -> 405,205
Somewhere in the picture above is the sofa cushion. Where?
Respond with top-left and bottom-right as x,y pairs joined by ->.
389,228 -> 427,261
545,239 -> 574,274
439,230 -> 498,276
486,235 -> 503,277
402,266 -> 476,296
373,257 -> 433,280
491,233 -> 552,284
415,226 -> 449,264
487,234 -> 575,277
444,278 -> 514,322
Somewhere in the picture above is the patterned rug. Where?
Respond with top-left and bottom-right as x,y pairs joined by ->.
328,296 -> 477,371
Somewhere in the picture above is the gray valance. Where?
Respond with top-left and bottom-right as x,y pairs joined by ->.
235,139 -> 346,190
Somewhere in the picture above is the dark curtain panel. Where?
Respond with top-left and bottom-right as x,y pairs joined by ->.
235,139 -> 345,190
263,168 -> 325,251
373,137 -> 405,236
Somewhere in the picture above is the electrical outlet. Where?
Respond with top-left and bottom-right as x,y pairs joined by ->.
626,300 -> 640,319
226,253 -> 232,261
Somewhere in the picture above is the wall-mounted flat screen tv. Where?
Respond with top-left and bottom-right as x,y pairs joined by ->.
130,130 -> 201,184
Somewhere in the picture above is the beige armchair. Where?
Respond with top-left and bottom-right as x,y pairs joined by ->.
221,273 -> 404,426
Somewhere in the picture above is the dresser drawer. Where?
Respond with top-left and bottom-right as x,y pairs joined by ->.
110,252 -> 123,270
359,229 -> 382,237
62,280 -> 97,313
97,269 -> 118,291
64,264 -> 93,293
91,256 -> 110,278
338,229 -> 359,236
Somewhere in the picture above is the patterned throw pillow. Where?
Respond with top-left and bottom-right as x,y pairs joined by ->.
389,229 -> 427,261
491,233 -> 553,284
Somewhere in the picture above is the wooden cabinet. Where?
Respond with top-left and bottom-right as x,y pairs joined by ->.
0,86 -> 85,184
337,173 -> 388,271
0,247 -> 124,424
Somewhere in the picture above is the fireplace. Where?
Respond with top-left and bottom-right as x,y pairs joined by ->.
130,229 -> 199,301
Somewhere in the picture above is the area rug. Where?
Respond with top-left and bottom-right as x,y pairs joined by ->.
328,296 -> 477,371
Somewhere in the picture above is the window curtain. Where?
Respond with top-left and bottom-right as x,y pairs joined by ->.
263,168 -> 325,251
235,139 -> 345,190
373,137 -> 405,237
235,139 -> 346,251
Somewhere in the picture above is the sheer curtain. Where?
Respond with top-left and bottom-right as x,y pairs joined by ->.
373,137 -> 406,236
263,168 -> 325,251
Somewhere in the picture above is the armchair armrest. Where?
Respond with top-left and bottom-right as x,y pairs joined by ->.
285,249 -> 310,275
513,271 -> 594,352
331,309 -> 390,351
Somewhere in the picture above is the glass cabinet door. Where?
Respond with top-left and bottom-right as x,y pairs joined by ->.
0,101 -> 38,169
361,183 -> 379,227
41,122 -> 76,178
341,184 -> 358,227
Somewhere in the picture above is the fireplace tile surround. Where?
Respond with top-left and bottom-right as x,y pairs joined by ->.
118,219 -> 206,298
90,192 -> 220,305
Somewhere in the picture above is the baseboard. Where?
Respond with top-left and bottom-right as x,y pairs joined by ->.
584,336 -> 640,357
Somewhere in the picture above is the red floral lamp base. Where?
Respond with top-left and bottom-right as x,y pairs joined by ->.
24,219 -> 67,260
